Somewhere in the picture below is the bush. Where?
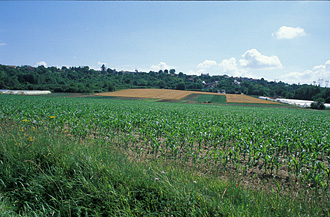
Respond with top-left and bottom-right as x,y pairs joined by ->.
325,96 -> 330,103
311,98 -> 325,110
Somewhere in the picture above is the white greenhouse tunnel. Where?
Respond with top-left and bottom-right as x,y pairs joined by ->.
258,96 -> 330,108
0,89 -> 51,95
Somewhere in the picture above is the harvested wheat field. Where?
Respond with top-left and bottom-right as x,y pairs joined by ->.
225,94 -> 282,104
96,89 -> 281,104
95,89 -> 223,100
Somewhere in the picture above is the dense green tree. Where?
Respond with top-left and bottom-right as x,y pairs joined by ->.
176,83 -> 185,90
101,64 -> 106,74
311,98 -> 325,110
1,64 -> 329,101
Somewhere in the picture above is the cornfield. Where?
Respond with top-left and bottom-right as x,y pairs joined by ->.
1,95 -> 329,189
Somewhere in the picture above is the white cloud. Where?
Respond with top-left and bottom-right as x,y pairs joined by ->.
36,61 -> 47,67
326,60 -> 330,70
280,70 -> 314,84
0,42 -> 6,46
217,57 -> 256,78
281,60 -> 330,85
312,64 -> 325,71
186,70 -> 201,75
89,66 -> 100,70
274,26 -> 306,39
97,61 -> 107,66
313,60 -> 330,71
239,49 -> 282,69
219,57 -> 238,73
197,60 -> 217,68
197,69 -> 207,74
188,50 -> 281,80
87,62 -> 108,71
150,62 -> 172,71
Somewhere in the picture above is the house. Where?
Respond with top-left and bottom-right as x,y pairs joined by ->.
234,79 -> 241,85
187,77 -> 194,82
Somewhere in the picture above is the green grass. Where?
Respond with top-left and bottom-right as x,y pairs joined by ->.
183,94 -> 226,104
0,122 -> 328,216
209,95 -> 226,103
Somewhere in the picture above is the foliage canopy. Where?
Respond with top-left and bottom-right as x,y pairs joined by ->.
1,64 -> 329,101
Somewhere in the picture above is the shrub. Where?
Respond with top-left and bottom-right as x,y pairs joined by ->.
311,98 -> 325,110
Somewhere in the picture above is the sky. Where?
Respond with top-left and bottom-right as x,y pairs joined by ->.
0,1 -> 330,86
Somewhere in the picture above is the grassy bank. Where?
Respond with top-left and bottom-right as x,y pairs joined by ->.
0,121 -> 328,216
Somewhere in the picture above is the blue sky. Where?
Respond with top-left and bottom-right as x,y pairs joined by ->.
0,1 -> 330,86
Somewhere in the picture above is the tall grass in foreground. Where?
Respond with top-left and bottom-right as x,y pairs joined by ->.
0,121 -> 328,216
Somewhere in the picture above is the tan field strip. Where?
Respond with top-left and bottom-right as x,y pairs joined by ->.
225,94 -> 282,104
95,89 -> 223,100
95,89 -> 281,104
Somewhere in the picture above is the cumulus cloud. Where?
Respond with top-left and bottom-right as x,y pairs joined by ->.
312,60 -> 330,71
150,62 -> 172,71
217,57 -> 257,78
197,60 -> 217,68
219,57 -> 238,73
0,42 -> 6,46
273,26 -> 306,39
281,60 -> 330,85
281,70 -> 314,83
239,49 -> 282,69
97,61 -> 107,66
217,51 -> 281,79
36,61 -> 47,67
188,49 -> 282,79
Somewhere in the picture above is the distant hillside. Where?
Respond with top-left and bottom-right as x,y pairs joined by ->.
0,64 -> 329,102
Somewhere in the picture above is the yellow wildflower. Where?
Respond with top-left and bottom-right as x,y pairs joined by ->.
50,116 -> 56,119
28,137 -> 33,142
22,119 -> 28,122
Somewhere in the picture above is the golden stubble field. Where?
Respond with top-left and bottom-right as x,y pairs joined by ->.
95,89 -> 281,104
225,94 -> 282,104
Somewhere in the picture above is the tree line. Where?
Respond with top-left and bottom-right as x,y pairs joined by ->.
0,64 -> 329,102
